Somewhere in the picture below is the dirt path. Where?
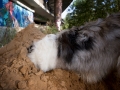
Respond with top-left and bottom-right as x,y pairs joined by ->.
0,24 -> 120,90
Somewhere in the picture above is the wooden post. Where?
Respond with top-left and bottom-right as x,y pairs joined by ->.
54,0 -> 62,31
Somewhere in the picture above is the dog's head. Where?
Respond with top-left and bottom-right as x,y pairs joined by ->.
57,12 -> 120,64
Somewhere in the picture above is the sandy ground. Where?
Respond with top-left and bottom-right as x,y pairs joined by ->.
0,24 -> 120,90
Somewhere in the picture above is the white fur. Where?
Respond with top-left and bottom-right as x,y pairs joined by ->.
28,34 -> 58,72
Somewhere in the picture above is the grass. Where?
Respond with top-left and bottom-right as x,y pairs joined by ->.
36,21 -> 59,34
0,22 -> 61,48
44,26 -> 59,34
0,27 -> 16,48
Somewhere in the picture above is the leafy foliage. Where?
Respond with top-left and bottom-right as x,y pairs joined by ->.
63,0 -> 120,29
0,27 -> 16,48
39,21 -> 59,34
45,25 -> 58,34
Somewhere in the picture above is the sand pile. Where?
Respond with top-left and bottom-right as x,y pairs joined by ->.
0,24 -> 120,90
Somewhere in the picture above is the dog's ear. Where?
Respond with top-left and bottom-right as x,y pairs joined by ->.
106,12 -> 120,27
105,12 -> 120,39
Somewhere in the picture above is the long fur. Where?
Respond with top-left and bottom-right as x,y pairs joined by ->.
28,34 -> 58,72
28,12 -> 120,83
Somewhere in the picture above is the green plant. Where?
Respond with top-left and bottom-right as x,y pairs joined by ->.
0,27 -> 16,48
63,0 -> 120,29
45,26 -> 58,34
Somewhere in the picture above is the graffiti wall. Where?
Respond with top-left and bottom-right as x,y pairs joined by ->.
0,0 -> 34,27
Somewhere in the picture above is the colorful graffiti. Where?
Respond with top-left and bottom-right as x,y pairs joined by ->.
0,0 -> 33,27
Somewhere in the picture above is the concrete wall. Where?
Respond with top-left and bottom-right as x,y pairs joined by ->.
0,0 -> 33,27
39,0 -> 44,5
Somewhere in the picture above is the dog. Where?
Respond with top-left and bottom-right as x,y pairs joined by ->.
28,12 -> 120,83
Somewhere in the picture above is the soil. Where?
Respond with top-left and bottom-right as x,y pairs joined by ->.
0,24 -> 120,90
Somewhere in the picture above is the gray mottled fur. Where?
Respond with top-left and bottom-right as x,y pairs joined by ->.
28,12 -> 120,83
56,12 -> 120,83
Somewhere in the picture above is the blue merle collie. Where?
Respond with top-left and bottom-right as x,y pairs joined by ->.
28,12 -> 120,83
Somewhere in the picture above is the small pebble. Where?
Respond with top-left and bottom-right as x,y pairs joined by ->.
17,81 -> 27,89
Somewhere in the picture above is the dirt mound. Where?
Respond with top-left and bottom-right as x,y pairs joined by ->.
0,24 -> 120,90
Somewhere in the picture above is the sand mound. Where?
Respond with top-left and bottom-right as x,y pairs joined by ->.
0,24 -> 120,90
